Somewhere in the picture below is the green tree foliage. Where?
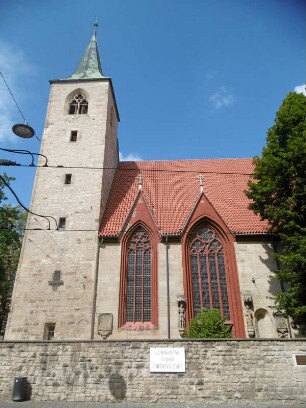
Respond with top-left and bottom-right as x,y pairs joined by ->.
246,92 -> 306,327
185,308 -> 232,338
0,175 -> 26,337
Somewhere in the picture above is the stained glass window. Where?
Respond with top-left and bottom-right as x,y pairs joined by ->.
189,226 -> 230,319
126,227 -> 151,323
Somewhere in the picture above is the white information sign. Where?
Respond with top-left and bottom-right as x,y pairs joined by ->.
150,347 -> 185,372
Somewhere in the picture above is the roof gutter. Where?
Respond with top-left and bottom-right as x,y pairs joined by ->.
234,232 -> 276,238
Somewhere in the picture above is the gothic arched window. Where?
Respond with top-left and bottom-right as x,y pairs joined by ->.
119,225 -> 157,328
68,93 -> 88,115
189,224 -> 230,320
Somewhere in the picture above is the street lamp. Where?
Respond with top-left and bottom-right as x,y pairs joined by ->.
12,123 -> 35,138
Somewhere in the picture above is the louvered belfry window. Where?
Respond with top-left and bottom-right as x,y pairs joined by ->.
190,225 -> 230,319
126,227 -> 151,323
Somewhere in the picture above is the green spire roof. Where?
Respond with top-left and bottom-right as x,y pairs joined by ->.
66,21 -> 104,80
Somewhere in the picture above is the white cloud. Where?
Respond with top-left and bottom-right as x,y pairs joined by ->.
119,152 -> 143,161
294,84 -> 306,96
209,86 -> 234,110
0,41 -> 35,142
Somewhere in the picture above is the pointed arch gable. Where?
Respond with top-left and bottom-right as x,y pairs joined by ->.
182,194 -> 245,338
182,193 -> 232,236
119,191 -> 160,242
118,221 -> 158,329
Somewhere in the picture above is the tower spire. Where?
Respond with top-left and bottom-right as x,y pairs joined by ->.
66,20 -> 104,80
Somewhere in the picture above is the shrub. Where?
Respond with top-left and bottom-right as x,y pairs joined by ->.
185,308 -> 232,338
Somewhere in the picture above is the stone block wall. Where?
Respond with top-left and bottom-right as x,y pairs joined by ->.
235,240 -> 284,338
0,340 -> 305,405
5,79 -> 118,341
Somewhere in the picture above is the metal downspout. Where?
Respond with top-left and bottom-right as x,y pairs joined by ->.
166,235 -> 170,339
91,236 -> 102,339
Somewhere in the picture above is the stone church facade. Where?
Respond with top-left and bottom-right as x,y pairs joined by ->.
5,26 -> 291,341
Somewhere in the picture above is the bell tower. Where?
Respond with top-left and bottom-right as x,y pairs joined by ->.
5,22 -> 119,340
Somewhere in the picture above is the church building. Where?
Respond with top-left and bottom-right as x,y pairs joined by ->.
5,24 -> 291,341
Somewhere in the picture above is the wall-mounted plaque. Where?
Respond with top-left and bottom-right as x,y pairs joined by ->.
150,347 -> 185,373
98,313 -> 113,339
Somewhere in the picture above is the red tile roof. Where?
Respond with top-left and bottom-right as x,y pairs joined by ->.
99,159 -> 269,236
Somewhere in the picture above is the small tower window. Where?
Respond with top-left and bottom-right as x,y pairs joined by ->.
54,270 -> 61,281
65,174 -> 72,185
58,217 -> 66,230
69,93 -> 88,115
44,323 -> 56,340
70,131 -> 78,141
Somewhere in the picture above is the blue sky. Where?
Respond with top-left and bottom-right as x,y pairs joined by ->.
1,0 -> 305,207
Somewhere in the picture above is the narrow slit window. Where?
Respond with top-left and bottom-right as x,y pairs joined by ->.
44,323 -> 56,340
70,131 -> 78,142
58,217 -> 66,230
65,174 -> 72,185
53,270 -> 61,281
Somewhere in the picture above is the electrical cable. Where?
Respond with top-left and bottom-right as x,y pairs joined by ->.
33,217 -> 76,264
0,175 -> 58,230
24,235 -> 58,262
0,148 -> 48,167
0,148 -> 35,166
0,71 -> 26,123
0,162 -> 253,176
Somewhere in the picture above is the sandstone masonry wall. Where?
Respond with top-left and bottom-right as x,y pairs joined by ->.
235,241 -> 283,338
0,340 -> 305,405
5,79 -> 118,341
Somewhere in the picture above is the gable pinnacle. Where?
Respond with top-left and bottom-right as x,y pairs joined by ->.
137,174 -> 143,191
197,174 -> 204,194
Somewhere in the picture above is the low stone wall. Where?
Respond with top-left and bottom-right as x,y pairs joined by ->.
0,340 -> 305,405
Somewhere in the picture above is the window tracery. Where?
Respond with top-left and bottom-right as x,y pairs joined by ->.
189,225 -> 230,319
68,93 -> 88,115
125,227 -> 152,323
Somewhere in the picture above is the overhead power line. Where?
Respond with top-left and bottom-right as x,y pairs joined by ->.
0,175 -> 58,230
0,162 -> 253,176
0,71 -> 26,123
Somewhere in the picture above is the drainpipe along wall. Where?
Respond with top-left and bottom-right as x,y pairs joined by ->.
165,235 -> 170,339
91,236 -> 102,339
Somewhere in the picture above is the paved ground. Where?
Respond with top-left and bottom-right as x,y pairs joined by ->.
0,401 -> 305,408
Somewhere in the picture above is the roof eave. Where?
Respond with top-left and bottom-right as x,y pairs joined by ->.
234,232 -> 276,240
